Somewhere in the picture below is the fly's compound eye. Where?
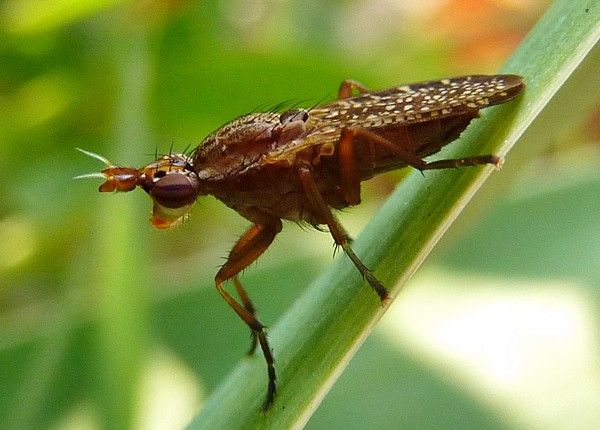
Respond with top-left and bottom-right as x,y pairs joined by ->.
279,109 -> 309,124
149,172 -> 200,208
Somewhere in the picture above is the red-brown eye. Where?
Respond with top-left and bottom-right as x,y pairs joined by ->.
149,173 -> 199,208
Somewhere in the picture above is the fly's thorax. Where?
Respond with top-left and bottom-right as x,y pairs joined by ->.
195,110 -> 310,159
192,112 -> 281,172
192,109 -> 311,179
196,113 -> 280,156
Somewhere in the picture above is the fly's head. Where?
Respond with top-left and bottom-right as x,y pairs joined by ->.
76,148 -> 200,229
138,154 -> 201,229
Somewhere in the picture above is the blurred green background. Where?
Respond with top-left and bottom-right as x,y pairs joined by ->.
2,0 -> 600,429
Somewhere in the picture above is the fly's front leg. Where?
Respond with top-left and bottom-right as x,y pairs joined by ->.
297,165 -> 389,302
341,126 -> 501,171
338,79 -> 371,99
215,217 -> 283,409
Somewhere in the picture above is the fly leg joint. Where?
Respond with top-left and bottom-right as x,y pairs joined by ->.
298,165 -> 389,303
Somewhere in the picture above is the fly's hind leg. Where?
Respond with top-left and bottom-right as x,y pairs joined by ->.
215,215 -> 283,410
341,126 -> 501,171
297,164 -> 389,302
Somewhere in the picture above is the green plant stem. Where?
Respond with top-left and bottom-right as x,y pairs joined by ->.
93,12 -> 152,430
189,1 -> 600,428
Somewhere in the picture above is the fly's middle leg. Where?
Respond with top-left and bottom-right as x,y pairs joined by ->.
297,164 -> 389,302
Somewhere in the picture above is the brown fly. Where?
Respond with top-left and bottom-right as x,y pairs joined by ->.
78,74 -> 524,409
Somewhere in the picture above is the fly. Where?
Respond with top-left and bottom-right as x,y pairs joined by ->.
78,74 -> 524,410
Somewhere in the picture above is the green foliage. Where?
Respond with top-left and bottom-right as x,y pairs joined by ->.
0,1 -> 598,429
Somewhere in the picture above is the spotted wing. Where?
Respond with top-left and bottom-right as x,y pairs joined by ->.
311,74 -> 523,128
265,74 -> 524,163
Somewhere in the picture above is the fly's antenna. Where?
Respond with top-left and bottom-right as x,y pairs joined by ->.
74,147 -> 141,192
74,148 -> 114,180
75,148 -> 114,167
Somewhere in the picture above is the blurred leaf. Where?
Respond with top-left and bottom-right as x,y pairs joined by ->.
306,333 -> 509,430
1,0 -> 125,34
442,176 -> 600,283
